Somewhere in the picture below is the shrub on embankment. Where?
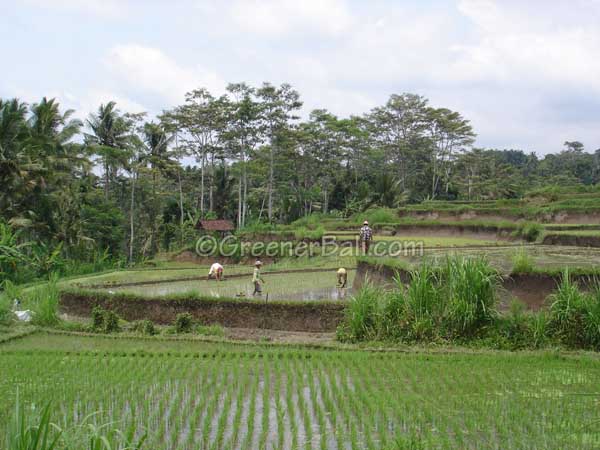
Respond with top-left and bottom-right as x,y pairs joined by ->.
339,258 -> 600,350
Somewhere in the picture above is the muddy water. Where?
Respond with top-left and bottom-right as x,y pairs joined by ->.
284,287 -> 352,301
104,270 -> 355,302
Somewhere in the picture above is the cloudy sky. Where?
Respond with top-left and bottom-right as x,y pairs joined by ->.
2,0 -> 599,154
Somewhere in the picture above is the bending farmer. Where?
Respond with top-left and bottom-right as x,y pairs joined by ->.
337,267 -> 348,288
208,262 -> 224,281
252,260 -> 265,296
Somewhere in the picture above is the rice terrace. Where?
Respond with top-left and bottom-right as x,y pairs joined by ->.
2,2 -> 600,449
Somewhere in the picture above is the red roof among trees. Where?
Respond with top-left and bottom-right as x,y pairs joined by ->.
196,219 -> 235,231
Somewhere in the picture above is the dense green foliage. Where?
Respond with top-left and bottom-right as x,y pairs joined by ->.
2,89 -> 598,285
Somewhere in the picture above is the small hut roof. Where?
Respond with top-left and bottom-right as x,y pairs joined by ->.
196,219 -> 235,231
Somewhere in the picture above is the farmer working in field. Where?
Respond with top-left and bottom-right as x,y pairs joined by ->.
208,261 -> 224,281
252,260 -> 265,296
337,267 -> 348,288
359,220 -> 373,254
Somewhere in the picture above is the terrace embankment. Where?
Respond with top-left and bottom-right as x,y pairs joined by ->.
332,225 -> 514,241
354,260 -> 599,311
541,233 -> 600,248
59,291 -> 345,332
399,210 -> 600,224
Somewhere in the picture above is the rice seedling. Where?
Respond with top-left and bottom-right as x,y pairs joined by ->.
2,331 -> 600,449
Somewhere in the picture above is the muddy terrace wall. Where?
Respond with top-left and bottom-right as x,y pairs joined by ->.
60,291 -> 345,332
541,234 -> 600,248
398,210 -> 600,224
353,260 -> 600,311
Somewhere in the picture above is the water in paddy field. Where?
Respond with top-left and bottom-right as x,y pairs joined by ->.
105,270 -> 355,302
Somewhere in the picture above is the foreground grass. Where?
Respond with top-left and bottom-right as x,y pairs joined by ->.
1,332 -> 599,449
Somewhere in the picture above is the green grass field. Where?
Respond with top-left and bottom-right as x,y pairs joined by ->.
2,332 -> 599,449
547,230 -> 600,237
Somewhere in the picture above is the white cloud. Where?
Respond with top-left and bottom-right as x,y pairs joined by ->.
20,0 -> 126,18
5,0 -> 600,154
452,0 -> 600,91
228,0 -> 353,35
105,44 -> 226,105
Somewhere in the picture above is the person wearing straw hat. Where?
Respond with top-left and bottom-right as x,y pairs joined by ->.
252,260 -> 265,296
359,220 -> 373,254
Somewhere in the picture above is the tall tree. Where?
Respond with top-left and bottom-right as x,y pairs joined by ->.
224,83 -> 262,228
256,82 -> 302,221
425,107 -> 475,198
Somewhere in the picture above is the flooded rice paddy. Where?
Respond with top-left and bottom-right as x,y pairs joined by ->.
103,270 -> 356,301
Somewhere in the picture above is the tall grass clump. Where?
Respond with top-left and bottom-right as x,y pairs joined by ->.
6,391 -> 62,450
6,391 -> 147,449
511,246 -> 534,274
30,273 -> 60,327
90,306 -> 121,333
443,256 -> 499,337
174,312 -> 194,334
392,263 -> 441,341
339,256 -> 499,343
548,269 -> 585,347
337,282 -> 381,342
548,270 -> 600,349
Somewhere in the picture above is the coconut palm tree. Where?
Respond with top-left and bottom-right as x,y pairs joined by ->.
85,102 -> 132,199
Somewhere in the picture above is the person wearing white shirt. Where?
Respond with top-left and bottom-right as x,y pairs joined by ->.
208,262 -> 224,281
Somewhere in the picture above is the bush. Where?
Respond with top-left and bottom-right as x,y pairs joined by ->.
133,319 -> 157,336
175,313 -> 194,334
103,310 -> 120,333
91,306 -> 104,330
497,300 -> 531,350
90,306 -> 121,333
516,222 -> 542,242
